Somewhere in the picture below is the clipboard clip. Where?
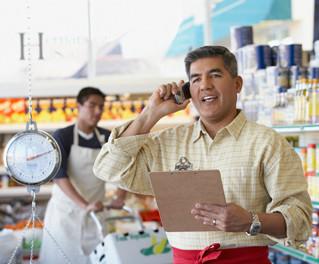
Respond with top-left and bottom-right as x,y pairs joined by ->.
174,156 -> 193,171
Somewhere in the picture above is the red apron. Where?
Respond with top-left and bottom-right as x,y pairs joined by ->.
172,243 -> 271,264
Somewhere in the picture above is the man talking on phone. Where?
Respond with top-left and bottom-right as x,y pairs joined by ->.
93,46 -> 312,263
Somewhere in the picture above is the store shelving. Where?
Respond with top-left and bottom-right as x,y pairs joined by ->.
0,121 -> 121,133
4,120 -> 317,134
0,117 -> 193,133
269,123 -> 319,262
272,124 -> 319,133
312,200 -> 319,210
0,184 -> 52,200
0,122 -> 69,134
271,243 -> 319,263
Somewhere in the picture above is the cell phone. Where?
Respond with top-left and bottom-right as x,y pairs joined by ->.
174,82 -> 191,104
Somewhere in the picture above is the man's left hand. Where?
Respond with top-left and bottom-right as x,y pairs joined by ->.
191,203 -> 252,232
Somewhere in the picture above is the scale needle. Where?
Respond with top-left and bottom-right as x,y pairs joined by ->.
26,150 -> 53,161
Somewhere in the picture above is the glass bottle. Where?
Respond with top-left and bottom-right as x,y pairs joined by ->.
294,78 -> 301,123
305,78 -> 313,123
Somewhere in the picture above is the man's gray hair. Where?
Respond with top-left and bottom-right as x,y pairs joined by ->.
184,46 -> 238,78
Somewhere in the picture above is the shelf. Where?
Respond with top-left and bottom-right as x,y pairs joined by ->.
0,166 -> 6,175
0,117 -> 193,133
0,185 -> 52,200
312,200 -> 319,210
0,122 -> 70,133
271,244 -> 319,263
272,124 -> 319,133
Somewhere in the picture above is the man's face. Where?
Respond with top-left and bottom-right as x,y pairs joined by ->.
189,56 -> 242,124
77,94 -> 104,128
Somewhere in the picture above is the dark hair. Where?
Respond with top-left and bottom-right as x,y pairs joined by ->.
184,46 -> 238,78
76,87 -> 105,105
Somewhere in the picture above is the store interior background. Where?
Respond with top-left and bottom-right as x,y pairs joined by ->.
1,0 -> 319,263
1,0 -> 314,96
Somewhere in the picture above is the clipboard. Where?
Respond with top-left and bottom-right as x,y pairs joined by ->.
149,170 -> 226,232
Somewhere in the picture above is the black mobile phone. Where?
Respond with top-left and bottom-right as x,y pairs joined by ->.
174,82 -> 191,104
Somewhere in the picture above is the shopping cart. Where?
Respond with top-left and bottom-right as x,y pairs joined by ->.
89,206 -> 173,264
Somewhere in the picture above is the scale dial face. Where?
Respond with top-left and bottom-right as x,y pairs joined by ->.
3,130 -> 61,186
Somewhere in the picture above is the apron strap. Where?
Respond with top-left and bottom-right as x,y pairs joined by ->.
74,123 -> 105,146
74,123 -> 79,146
196,243 -> 221,263
94,128 -> 105,146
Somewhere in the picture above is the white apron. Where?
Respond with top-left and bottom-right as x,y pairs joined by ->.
40,125 -> 106,264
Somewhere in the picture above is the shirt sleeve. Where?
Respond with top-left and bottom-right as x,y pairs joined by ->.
93,121 -> 158,195
53,129 -> 71,179
263,133 -> 312,247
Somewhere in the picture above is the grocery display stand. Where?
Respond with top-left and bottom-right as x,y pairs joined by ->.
271,244 -> 319,264
269,198 -> 319,263
270,124 -> 319,262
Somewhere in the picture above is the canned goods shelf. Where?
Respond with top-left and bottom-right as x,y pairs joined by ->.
273,124 -> 319,133
271,244 -> 319,263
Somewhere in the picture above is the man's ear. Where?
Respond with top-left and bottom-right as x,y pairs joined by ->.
235,76 -> 243,93
77,103 -> 82,112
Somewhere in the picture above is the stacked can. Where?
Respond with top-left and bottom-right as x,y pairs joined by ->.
230,25 -> 253,51
279,44 -> 302,67
255,45 -> 271,69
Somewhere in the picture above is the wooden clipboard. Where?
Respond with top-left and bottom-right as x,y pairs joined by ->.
149,170 -> 226,232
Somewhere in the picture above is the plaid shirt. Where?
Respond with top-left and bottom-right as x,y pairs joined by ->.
94,111 -> 312,250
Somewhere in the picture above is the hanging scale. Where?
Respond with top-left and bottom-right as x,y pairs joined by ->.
2,1 -> 66,263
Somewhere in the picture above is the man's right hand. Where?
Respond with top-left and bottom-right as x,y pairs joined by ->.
144,81 -> 191,122
121,81 -> 191,137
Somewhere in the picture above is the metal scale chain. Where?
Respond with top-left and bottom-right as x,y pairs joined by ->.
26,0 -> 33,126
7,190 -> 72,264
7,1 -> 71,263
25,0 -> 36,132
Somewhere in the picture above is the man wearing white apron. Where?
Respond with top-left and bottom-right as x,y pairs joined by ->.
40,87 -> 126,264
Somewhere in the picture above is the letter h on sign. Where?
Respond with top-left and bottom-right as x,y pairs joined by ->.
19,32 -> 44,60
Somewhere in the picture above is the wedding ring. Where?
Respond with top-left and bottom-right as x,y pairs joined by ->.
213,218 -> 217,225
